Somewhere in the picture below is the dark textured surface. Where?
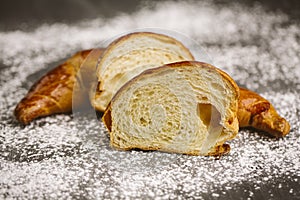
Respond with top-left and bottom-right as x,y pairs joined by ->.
1,0 -> 299,199
1,0 -> 299,30
0,0 -> 141,31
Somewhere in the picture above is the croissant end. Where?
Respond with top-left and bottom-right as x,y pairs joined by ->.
14,50 -> 94,124
238,87 -> 290,137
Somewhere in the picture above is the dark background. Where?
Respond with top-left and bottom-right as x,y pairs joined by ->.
0,0 -> 299,31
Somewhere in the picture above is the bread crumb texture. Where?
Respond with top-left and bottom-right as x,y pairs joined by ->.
1,0 -> 299,199
107,62 -> 239,156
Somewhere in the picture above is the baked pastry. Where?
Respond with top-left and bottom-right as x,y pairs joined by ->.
238,87 -> 290,137
14,32 -> 290,142
14,49 -> 104,124
91,32 -> 195,112
102,61 -> 240,156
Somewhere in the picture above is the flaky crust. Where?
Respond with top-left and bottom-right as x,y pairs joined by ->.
238,87 -> 290,137
14,49 -> 104,124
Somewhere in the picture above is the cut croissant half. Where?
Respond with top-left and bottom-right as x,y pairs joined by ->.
92,32 -> 195,112
103,61 -> 240,156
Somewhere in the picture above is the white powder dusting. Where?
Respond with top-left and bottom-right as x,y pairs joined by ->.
0,1 -> 299,199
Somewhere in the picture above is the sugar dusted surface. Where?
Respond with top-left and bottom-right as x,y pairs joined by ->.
1,1 -> 300,199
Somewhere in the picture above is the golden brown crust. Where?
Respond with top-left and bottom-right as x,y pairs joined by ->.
207,144 -> 231,157
238,87 -> 290,137
102,103 -> 112,132
14,49 -> 104,124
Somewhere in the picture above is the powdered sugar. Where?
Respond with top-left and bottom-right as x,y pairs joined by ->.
0,1 -> 299,199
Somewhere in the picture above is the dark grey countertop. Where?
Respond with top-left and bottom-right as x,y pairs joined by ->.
1,0 -> 299,199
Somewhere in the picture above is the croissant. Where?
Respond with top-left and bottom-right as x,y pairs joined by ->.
14,32 -> 290,141
238,87 -> 290,137
103,61 -> 240,156
92,32 -> 195,112
14,49 -> 104,124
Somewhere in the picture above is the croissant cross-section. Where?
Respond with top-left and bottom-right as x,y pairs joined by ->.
103,61 -> 240,156
92,32 -> 195,112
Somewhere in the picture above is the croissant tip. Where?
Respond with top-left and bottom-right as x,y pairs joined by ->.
14,98 -> 48,125
14,106 -> 31,125
280,119 -> 291,137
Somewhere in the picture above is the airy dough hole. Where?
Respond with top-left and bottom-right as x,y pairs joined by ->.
228,117 -> 233,125
198,103 -> 223,153
140,117 -> 148,125
197,103 -> 221,128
